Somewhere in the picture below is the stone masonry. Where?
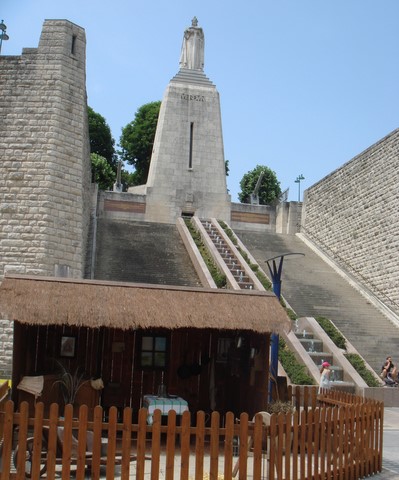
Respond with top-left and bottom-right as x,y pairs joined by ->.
301,129 -> 399,315
0,19 -> 91,280
0,20 -> 92,377
130,19 -> 231,224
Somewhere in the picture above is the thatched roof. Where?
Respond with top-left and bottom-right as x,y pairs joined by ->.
0,275 -> 291,334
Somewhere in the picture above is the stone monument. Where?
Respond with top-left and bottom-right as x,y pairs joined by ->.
133,18 -> 231,223
179,17 -> 204,71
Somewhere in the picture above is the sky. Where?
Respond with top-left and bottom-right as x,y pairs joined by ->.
3,1 -> 399,202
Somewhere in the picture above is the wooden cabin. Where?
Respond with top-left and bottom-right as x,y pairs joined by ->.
0,274 -> 291,422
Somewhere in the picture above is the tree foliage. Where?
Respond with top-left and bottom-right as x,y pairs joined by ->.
91,153 -> 116,191
119,101 -> 161,186
87,107 -> 116,168
238,165 -> 282,205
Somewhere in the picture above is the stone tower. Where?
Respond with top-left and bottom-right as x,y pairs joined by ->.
138,18 -> 231,223
0,20 -> 92,280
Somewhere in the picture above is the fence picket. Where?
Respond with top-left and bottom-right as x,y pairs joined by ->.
14,401 -> 28,480
121,406 -> 132,480
209,411 -> 220,480
194,411 -> 205,480
224,412 -> 234,480
150,409 -> 161,480
180,410 -> 191,480
45,402 -> 59,480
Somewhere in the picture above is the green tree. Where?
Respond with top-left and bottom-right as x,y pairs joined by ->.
119,101 -> 161,186
88,106 -> 116,168
238,165 -> 282,205
91,153 -> 116,191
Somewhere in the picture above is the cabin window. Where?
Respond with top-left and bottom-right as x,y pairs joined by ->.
140,335 -> 167,369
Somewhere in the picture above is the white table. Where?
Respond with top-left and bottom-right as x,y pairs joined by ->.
143,395 -> 189,425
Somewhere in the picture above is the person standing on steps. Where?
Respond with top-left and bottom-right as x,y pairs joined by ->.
318,361 -> 332,393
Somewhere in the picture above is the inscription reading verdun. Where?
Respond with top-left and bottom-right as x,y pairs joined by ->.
181,93 -> 205,102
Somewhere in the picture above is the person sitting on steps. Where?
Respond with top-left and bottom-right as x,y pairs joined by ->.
381,356 -> 398,385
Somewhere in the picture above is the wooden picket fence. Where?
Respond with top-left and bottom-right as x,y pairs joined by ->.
0,386 -> 383,480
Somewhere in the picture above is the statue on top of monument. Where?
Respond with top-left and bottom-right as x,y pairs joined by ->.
179,17 -> 204,71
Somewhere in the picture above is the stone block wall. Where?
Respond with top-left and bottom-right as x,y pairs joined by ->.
302,129 -> 399,314
0,19 -> 91,281
0,20 -> 92,378
0,320 -> 13,378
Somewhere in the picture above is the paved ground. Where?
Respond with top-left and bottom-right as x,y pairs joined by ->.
375,407 -> 399,479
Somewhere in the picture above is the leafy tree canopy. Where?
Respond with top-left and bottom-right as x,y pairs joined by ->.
88,107 -> 116,168
119,101 -> 161,186
238,165 -> 282,205
91,153 -> 116,191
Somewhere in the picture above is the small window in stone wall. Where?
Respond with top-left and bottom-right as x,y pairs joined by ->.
71,35 -> 77,55
140,335 -> 167,369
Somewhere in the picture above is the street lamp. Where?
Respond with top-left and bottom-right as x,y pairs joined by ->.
294,174 -> 305,202
265,252 -> 305,403
0,20 -> 9,55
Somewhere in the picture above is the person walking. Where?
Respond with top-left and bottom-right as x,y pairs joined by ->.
318,361 -> 331,393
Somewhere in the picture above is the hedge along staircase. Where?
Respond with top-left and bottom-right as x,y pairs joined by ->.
288,317 -> 365,394
189,217 -> 264,291
178,217 -> 382,396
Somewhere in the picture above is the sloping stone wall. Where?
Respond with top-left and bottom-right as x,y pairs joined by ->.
302,129 -> 399,314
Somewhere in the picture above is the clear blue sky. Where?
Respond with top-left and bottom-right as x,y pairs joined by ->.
3,1 -> 399,201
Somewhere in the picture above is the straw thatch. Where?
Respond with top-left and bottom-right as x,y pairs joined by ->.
0,275 -> 291,334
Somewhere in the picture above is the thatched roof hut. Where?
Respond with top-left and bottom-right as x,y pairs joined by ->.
0,275 -> 291,333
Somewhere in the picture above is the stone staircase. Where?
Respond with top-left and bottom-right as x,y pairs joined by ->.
200,220 -> 254,290
235,229 -> 399,377
293,320 -> 356,393
93,218 -> 201,287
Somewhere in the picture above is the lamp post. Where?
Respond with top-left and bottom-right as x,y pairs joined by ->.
265,252 -> 305,403
0,20 -> 9,55
294,174 -> 305,202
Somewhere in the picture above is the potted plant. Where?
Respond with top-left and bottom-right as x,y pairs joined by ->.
266,400 -> 295,415
53,361 -> 89,407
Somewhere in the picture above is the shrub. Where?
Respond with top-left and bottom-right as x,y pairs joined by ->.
218,221 -> 238,245
278,337 -> 315,385
285,309 -> 297,321
266,400 -> 295,414
184,219 -> 227,288
345,353 -> 380,387
315,316 -> 346,350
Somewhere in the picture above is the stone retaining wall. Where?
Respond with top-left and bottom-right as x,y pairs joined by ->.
302,129 -> 399,314
0,20 -> 92,378
0,20 -> 91,281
